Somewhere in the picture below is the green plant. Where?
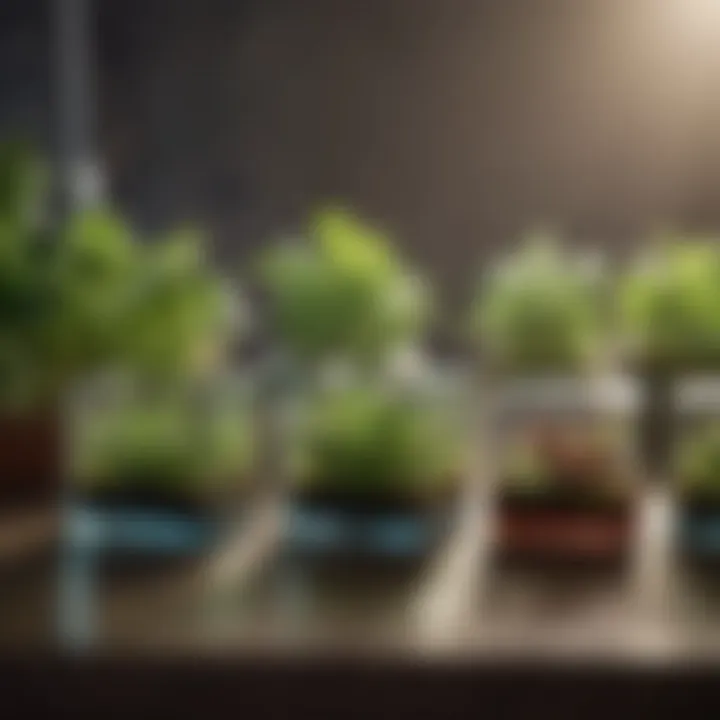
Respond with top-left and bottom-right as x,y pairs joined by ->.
290,379 -> 461,500
675,424 -> 720,499
119,228 -> 239,377
74,385 -> 252,498
46,207 -> 140,383
260,207 -> 430,365
619,237 -> 720,369
472,230 -> 605,371
503,424 -> 629,499
0,141 -> 59,409
0,140 -> 238,410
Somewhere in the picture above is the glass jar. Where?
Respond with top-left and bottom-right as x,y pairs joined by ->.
672,375 -> 720,562
488,370 -> 640,566
276,353 -> 471,560
64,369 -> 255,555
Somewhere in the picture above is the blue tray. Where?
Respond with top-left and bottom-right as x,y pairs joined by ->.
64,503 -> 221,555
285,502 -> 452,558
57,502 -> 225,651
679,512 -> 720,558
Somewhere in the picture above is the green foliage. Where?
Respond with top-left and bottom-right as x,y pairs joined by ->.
472,230 -> 605,371
52,212 -> 236,380
676,424 -> 720,498
47,207 -> 139,379
260,207 -> 430,365
291,379 -> 460,499
119,228 -> 237,377
0,140 -> 237,409
619,237 -> 720,369
0,138 -> 47,230
74,384 -> 252,496
0,142 -> 58,407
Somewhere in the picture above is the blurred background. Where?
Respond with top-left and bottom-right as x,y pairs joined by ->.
3,0 -> 720,660
5,0 -> 720,302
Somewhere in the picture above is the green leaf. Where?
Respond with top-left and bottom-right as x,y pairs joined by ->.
619,236 -> 720,368
473,229 -> 605,370
261,206 -> 430,363
73,381 -> 253,494
292,378 -> 459,497
675,424 -> 720,496
0,139 -> 46,230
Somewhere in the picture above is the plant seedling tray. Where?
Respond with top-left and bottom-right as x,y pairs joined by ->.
495,488 -> 635,571
285,489 -> 456,561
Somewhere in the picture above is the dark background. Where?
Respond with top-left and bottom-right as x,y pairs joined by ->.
3,0 -> 720,308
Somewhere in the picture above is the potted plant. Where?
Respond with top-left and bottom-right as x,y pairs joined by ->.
260,206 -> 464,556
0,139 -> 242,507
496,422 -> 636,566
619,237 -> 720,476
69,373 -> 253,553
470,230 -> 607,375
62,218 -> 248,536
674,423 -> 720,563
258,206 -> 434,499
469,231 -> 634,565
0,141 -> 70,504
285,374 -> 464,558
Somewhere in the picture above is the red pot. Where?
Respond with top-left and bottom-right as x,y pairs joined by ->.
0,409 -> 60,507
497,506 -> 634,563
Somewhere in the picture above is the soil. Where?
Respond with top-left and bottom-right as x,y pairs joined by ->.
292,480 -> 458,519
497,509 -> 632,558
497,483 -> 635,562
74,486 -> 220,517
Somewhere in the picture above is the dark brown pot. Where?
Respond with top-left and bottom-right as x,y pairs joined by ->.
0,408 -> 60,507
495,490 -> 635,567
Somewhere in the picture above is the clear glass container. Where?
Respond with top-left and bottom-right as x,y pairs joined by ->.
199,353 -> 473,651
487,370 -> 641,565
57,369 -> 255,649
672,376 -> 720,560
275,353 -> 472,560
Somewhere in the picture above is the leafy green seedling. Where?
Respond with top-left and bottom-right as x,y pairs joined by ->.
260,207 -> 430,366
290,378 -> 462,502
471,229 -> 606,372
74,384 -> 253,499
676,424 -> 720,500
619,236 -> 720,370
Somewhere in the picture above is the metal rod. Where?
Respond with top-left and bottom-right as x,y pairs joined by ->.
52,0 -> 103,216
52,0 -> 104,652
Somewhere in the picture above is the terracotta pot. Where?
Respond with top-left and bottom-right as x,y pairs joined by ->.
499,510 -> 631,558
0,408 -> 60,507
496,490 -> 634,566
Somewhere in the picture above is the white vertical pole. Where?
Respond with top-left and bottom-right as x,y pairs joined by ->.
53,0 -> 104,215
52,0 -> 102,651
